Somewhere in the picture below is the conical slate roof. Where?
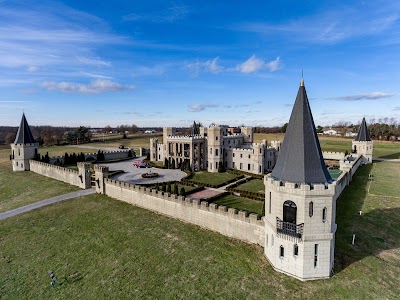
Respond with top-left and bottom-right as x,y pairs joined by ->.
355,117 -> 371,141
271,79 -> 332,184
14,113 -> 36,144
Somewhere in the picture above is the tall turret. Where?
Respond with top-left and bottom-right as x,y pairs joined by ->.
352,118 -> 373,163
264,79 -> 337,280
207,125 -> 223,172
10,113 -> 39,171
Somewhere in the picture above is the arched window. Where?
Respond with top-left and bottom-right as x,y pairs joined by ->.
309,201 -> 314,217
283,200 -> 297,224
322,207 -> 327,223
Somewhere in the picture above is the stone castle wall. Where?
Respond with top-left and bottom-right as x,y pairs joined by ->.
29,160 -> 90,189
322,151 -> 345,160
102,179 -> 265,246
48,149 -> 132,164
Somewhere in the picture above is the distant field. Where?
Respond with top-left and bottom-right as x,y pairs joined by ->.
254,133 -> 400,159
0,149 -> 78,213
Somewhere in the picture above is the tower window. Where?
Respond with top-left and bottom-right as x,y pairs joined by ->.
294,244 -> 299,256
215,149 -> 218,156
314,244 -> 319,267
268,192 -> 271,214
280,246 -> 284,257
216,136 -> 218,141
322,207 -> 327,223
271,235 -> 274,247
309,202 -> 314,217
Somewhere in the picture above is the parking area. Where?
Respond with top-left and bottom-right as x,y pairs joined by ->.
98,157 -> 187,184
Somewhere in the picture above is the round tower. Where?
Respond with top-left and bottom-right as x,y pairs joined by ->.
264,79 -> 338,280
10,113 -> 39,171
352,118 -> 373,163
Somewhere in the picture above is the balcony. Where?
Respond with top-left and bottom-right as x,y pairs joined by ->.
276,217 -> 304,238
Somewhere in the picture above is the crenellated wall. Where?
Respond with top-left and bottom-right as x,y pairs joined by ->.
101,178 -> 265,246
29,160 -> 91,189
322,151 -> 345,160
48,149 -> 132,164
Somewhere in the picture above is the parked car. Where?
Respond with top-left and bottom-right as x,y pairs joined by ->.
118,145 -> 125,149
133,162 -> 150,168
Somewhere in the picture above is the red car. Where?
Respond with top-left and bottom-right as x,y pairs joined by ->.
133,162 -> 150,168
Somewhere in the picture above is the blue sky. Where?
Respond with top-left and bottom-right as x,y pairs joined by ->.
1,0 -> 399,128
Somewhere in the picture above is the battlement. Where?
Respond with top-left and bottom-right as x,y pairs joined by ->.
104,178 -> 265,229
264,174 -> 336,195
322,151 -> 345,160
30,160 -> 78,174
165,135 -> 205,140
94,165 -> 109,172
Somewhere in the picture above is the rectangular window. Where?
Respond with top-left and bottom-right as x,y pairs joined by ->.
280,246 -> 284,257
240,154 -> 243,158
269,192 -> 271,214
248,154 -> 250,159
240,163 -> 242,170
248,164 -> 250,171
215,149 -> 218,156
322,207 -> 327,223
294,244 -> 299,256
314,244 -> 319,267
232,162 -> 235,168
233,153 -> 235,157
215,162 -> 218,169
210,148 -> 212,155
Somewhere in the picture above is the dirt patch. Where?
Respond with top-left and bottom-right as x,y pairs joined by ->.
187,189 -> 223,200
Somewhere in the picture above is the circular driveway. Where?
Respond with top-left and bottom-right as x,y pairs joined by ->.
98,157 -> 187,184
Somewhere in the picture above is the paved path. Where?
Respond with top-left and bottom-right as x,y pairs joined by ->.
0,189 -> 96,221
67,145 -> 121,152
373,158 -> 400,162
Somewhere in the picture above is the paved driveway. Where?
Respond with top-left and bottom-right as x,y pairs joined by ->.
98,158 -> 187,184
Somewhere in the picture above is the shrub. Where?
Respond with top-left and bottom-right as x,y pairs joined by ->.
180,187 -> 186,196
174,183 -> 179,195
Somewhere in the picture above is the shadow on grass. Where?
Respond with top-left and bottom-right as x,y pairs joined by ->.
376,152 -> 400,159
334,163 -> 400,274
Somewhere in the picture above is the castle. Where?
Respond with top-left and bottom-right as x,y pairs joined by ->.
150,124 -> 280,174
10,79 -> 373,281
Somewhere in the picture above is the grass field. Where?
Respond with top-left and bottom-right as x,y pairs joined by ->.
210,194 -> 264,215
235,179 -> 265,194
190,171 -> 240,186
0,149 -> 78,213
254,133 -> 400,159
1,160 -> 400,298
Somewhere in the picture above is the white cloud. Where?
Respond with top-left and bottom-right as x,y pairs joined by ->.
27,66 -> 40,72
237,55 -> 281,73
77,56 -> 111,67
41,79 -> 134,94
333,92 -> 395,101
186,57 -> 223,75
188,103 -> 219,112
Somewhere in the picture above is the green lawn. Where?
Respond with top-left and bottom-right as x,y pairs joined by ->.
190,171 -> 240,186
368,161 -> 400,198
255,133 -> 400,159
235,179 -> 265,194
0,149 -> 79,213
210,194 -> 264,215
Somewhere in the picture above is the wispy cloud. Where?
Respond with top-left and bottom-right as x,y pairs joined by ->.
236,55 -> 281,73
186,57 -> 223,75
122,5 -> 189,23
188,103 -> 219,112
333,92 -> 394,101
77,56 -> 111,67
41,79 -> 134,94
27,66 -> 40,72
80,72 -> 113,79
234,3 -> 400,45
394,106 -> 400,111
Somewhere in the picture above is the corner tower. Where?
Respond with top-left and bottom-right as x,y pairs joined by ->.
264,79 -> 338,280
352,118 -> 373,163
10,113 -> 39,171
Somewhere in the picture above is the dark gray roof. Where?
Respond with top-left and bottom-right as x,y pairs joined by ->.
14,113 -> 36,144
354,117 -> 371,141
271,80 -> 332,184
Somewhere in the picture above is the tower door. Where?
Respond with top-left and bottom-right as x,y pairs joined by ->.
283,201 -> 297,224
